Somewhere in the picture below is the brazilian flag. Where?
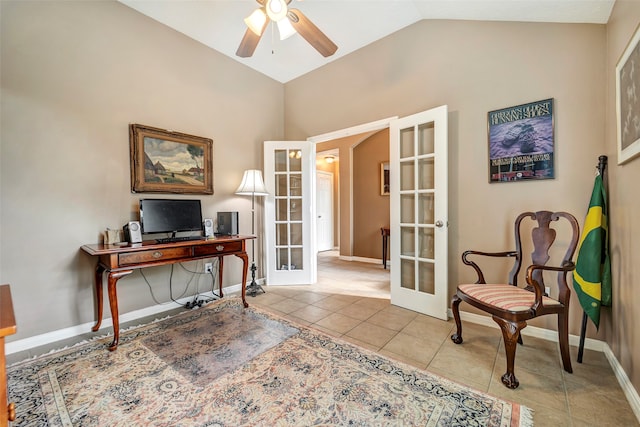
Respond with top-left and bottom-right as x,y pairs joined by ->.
573,173 -> 612,329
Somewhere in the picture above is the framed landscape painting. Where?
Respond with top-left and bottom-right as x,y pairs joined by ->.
129,124 -> 214,194
616,23 -> 640,165
487,98 -> 555,183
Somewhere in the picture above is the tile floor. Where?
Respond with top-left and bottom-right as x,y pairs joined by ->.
247,251 -> 638,427
8,251 -> 638,426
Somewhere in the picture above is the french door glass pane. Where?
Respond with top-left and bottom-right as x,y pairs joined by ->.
277,248 -> 289,270
400,258 -> 415,290
418,194 -> 434,224
418,261 -> 435,294
418,158 -> 434,189
418,122 -> 435,155
290,223 -> 303,245
400,194 -> 414,223
291,248 -> 303,270
276,223 -> 288,246
290,198 -> 302,221
275,150 -> 287,172
290,175 -> 302,196
400,162 -> 414,191
400,227 -> 415,257
418,227 -> 434,259
276,199 -> 288,221
276,175 -> 288,196
400,128 -> 414,158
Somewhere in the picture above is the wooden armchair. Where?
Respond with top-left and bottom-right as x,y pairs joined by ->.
450,211 -> 580,389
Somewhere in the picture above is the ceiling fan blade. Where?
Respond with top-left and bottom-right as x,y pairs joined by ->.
287,8 -> 337,57
236,17 -> 269,58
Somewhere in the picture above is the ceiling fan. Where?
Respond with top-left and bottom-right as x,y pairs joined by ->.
236,0 -> 338,58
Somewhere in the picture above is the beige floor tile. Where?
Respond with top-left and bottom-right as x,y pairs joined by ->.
367,308 -> 417,331
345,322 -> 397,348
566,379 -> 640,426
312,294 -> 359,310
488,367 -> 567,414
314,312 -> 362,334
289,304 -> 333,323
428,342 -> 496,391
381,331 -> 442,366
336,302 -> 379,320
268,298 -> 309,314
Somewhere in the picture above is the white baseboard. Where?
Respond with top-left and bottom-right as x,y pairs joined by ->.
456,310 -> 640,422
6,282 -> 246,355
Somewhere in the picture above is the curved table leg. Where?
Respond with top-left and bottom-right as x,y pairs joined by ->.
235,252 -> 249,308
218,256 -> 224,298
106,269 -> 133,351
91,264 -> 106,332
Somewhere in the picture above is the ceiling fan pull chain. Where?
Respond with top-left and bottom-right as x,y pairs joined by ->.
271,22 -> 275,55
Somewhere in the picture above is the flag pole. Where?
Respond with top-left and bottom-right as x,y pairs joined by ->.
577,155 -> 607,363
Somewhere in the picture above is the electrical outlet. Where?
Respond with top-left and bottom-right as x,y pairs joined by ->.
204,262 -> 213,273
545,286 -> 550,295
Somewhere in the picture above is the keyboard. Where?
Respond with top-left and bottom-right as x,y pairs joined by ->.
156,236 -> 204,244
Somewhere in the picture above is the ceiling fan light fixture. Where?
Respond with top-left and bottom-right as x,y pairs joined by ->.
277,18 -> 296,40
244,8 -> 267,36
266,0 -> 288,22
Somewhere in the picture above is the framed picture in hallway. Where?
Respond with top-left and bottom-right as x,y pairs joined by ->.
129,124 -> 214,194
616,23 -> 640,165
380,162 -> 390,195
487,98 -> 555,183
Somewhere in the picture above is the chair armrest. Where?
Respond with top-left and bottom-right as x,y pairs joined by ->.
462,250 -> 517,284
525,261 -> 576,313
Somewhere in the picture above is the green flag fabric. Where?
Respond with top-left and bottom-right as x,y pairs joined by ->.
573,173 -> 612,329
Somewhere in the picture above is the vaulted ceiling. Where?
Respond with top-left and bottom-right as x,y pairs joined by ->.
119,0 -> 614,83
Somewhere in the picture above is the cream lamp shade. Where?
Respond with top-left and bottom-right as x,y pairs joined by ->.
235,169 -> 268,196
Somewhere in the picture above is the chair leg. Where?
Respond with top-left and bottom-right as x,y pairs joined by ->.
493,316 -> 527,389
558,311 -> 573,373
450,294 -> 463,344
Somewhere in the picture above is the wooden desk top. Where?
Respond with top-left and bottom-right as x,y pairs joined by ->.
0,285 -> 16,339
81,235 -> 255,256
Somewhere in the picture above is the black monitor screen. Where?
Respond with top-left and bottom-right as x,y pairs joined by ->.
139,199 -> 202,235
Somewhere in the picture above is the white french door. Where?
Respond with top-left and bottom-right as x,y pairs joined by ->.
263,141 -> 316,285
390,105 -> 449,320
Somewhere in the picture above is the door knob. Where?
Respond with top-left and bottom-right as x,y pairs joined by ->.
435,220 -> 444,228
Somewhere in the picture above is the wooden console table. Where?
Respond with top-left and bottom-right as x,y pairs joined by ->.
81,236 -> 254,351
0,285 -> 17,427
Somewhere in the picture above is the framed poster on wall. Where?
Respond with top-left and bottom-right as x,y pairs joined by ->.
488,98 -> 555,183
616,23 -> 640,165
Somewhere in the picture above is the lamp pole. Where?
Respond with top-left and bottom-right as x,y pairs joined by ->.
247,189 -> 264,296
235,169 -> 268,297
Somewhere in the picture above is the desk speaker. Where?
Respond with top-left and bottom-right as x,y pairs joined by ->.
123,221 -> 142,244
217,212 -> 238,235
203,218 -> 214,237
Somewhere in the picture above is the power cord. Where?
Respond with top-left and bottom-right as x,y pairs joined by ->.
178,259 -> 220,309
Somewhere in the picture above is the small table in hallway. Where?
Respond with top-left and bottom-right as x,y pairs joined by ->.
381,227 -> 390,269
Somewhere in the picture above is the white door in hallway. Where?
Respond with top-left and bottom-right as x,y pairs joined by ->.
264,141 -> 317,285
316,171 -> 334,252
390,105 -> 448,320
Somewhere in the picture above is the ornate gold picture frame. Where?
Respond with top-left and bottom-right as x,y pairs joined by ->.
129,124 -> 213,194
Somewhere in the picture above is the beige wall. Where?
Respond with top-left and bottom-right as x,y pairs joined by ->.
605,0 -> 640,391
353,130 -> 390,259
0,1 -> 283,339
286,20 -> 607,336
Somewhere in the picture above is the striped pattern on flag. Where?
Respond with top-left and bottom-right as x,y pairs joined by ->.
459,284 -> 562,312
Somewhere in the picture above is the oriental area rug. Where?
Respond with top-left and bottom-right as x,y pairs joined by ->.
8,298 -> 533,426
